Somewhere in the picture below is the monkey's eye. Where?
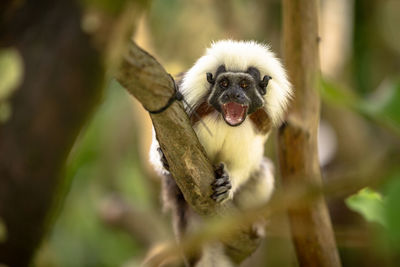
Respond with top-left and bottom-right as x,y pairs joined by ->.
239,79 -> 249,89
219,78 -> 229,88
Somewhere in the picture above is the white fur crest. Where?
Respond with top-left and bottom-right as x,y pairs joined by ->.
180,40 -> 292,125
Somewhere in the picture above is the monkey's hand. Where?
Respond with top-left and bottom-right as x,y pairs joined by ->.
211,163 -> 232,202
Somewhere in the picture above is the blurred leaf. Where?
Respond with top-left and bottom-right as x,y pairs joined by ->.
0,217 -> 7,243
0,102 -> 11,123
362,81 -> 400,129
384,172 -> 400,250
321,78 -> 400,136
346,172 -> 400,254
0,48 -> 23,101
81,0 -> 129,15
38,81 -> 154,267
321,79 -> 359,108
345,188 -> 386,227
81,0 -> 149,15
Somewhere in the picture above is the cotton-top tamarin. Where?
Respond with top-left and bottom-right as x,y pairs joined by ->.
149,40 -> 292,267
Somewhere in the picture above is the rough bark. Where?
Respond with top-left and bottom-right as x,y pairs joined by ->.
278,0 -> 342,267
116,40 -> 261,265
0,1 -> 103,265
116,42 -> 216,215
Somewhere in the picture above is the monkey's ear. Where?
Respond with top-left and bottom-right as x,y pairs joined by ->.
206,73 -> 215,84
259,75 -> 272,95
208,65 -> 226,85
247,67 -> 261,81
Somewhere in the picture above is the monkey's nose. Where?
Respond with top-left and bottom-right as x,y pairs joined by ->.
228,90 -> 246,102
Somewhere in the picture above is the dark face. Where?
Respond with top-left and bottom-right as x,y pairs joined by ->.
206,65 -> 271,126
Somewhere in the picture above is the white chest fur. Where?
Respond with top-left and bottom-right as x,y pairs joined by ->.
193,112 -> 267,192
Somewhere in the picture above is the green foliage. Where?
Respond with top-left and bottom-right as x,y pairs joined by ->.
321,78 -> 400,136
384,172 -> 400,251
0,217 -> 7,243
362,81 -> 400,132
0,48 -> 23,100
346,171 -> 400,254
321,79 -> 359,109
0,48 -> 23,123
323,78 -> 400,247
80,0 -> 131,15
345,188 -> 386,227
36,81 -> 153,267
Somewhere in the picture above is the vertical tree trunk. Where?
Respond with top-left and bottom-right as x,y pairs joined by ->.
278,1 -> 341,266
0,1 -> 103,265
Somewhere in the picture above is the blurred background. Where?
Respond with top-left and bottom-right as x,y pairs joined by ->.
2,0 -> 400,266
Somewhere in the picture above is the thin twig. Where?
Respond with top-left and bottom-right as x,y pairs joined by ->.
143,160 -> 382,267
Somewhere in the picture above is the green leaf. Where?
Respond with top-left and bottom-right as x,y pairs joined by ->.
0,217 -> 7,243
384,173 -> 400,249
345,187 -> 386,227
320,79 -> 360,108
0,48 -> 23,101
362,81 -> 400,129
321,78 -> 400,136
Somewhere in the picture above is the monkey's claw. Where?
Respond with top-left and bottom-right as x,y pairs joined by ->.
211,163 -> 232,203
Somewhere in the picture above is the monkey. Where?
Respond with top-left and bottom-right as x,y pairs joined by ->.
149,40 -> 292,266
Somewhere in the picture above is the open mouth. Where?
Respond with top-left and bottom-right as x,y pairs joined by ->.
222,102 -> 248,126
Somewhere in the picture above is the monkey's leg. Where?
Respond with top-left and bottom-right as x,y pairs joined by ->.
157,147 -> 188,238
161,173 -> 188,237
157,147 -> 202,266
162,174 -> 206,267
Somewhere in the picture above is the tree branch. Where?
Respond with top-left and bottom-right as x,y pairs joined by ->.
278,0 -> 342,266
139,154 -> 381,267
116,41 -> 216,215
98,194 -> 171,247
115,40 -> 261,264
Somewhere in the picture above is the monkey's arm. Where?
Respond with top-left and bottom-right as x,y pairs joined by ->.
233,158 -> 275,210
